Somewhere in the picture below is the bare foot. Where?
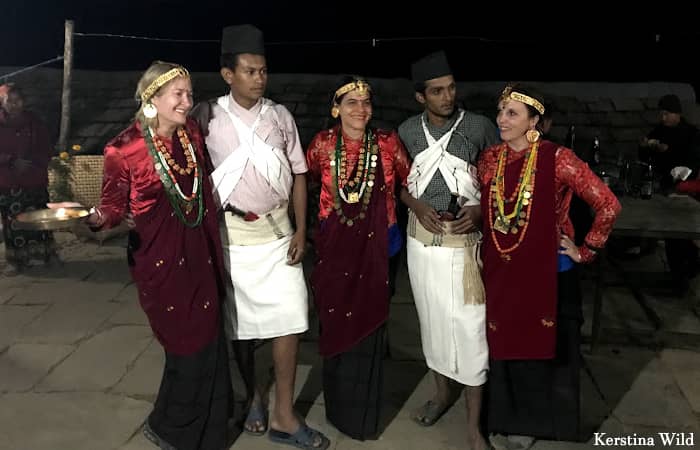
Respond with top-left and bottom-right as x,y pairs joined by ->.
411,399 -> 451,426
243,396 -> 268,435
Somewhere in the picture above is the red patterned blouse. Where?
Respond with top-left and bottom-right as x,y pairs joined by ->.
306,126 -> 411,227
478,143 -> 621,263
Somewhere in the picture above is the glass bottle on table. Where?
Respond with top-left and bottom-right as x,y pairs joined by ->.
591,136 -> 601,168
615,149 -> 626,196
565,125 -> 576,150
641,163 -> 654,199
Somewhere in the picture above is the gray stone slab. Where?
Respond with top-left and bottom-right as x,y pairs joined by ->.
109,298 -> 148,325
597,286 -> 656,333
0,304 -> 47,350
113,338 -> 162,399
85,259 -> 131,284
31,259 -> 97,281
0,343 -> 74,392
7,280 -> 64,305
333,413 -> 466,450
38,325 -> 152,392
584,346 -> 657,413
19,298 -> 120,344
0,286 -> 24,304
229,402 -> 341,450
580,366 -> 610,439
646,295 -> 700,335
661,349 -> 700,414
10,279 -> 125,305
0,272 -> 32,290
612,357 -> 697,428
114,283 -> 139,304
0,392 -> 151,450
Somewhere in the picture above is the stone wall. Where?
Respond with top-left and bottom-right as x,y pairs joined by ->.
2,66 -> 698,163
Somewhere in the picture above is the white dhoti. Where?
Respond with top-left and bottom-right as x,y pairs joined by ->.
407,213 -> 488,386
220,205 -> 308,340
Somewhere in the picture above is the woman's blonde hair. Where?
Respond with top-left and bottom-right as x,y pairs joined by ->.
134,60 -> 190,127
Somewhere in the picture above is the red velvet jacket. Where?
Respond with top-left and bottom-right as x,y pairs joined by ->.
0,111 -> 51,191
98,119 -> 226,355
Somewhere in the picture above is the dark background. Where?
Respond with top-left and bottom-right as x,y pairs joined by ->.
1,2 -> 697,94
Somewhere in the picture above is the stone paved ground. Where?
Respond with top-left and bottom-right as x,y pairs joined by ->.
0,232 -> 699,450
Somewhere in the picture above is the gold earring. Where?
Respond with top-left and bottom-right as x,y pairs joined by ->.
526,129 -> 540,144
330,105 -> 340,118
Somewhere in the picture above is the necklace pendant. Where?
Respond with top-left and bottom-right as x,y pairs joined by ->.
500,253 -> 511,262
493,216 -> 510,234
184,202 -> 193,214
348,192 -> 360,203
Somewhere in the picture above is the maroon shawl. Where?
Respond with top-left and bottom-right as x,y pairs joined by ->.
481,140 -> 558,360
312,157 -> 390,357
103,120 -> 225,356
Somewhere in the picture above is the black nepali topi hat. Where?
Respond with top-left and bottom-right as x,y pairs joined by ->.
221,24 -> 265,56
411,50 -> 452,83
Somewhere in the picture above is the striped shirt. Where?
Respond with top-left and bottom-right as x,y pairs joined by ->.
398,108 -> 499,211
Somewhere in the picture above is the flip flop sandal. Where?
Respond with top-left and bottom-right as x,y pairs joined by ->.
411,400 -> 449,427
268,423 -> 330,450
243,402 -> 268,436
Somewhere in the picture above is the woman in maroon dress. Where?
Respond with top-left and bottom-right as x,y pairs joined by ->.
478,84 -> 620,449
85,61 -> 231,450
306,76 -> 410,440
0,83 -> 54,275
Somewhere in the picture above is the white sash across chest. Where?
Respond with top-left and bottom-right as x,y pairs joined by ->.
407,111 -> 480,205
210,96 -> 293,207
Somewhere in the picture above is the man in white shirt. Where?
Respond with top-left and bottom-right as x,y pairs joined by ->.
195,24 -> 328,450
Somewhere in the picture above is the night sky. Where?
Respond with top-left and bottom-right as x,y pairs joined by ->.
2,2 -> 697,90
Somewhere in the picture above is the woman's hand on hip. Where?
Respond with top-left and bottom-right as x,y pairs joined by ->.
559,234 -> 582,263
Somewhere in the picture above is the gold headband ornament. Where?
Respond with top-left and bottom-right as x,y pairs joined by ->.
140,67 -> 190,104
500,85 -> 545,115
330,79 -> 372,118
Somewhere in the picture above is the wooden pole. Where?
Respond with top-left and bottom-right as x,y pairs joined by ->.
57,19 -> 74,151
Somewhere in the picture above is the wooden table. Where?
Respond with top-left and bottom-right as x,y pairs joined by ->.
591,194 -> 700,350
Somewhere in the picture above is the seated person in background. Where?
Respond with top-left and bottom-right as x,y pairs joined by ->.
639,95 -> 700,294
639,94 -> 700,191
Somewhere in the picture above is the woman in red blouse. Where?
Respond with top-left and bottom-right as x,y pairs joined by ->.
478,84 -> 620,448
0,84 -> 53,275
306,76 -> 410,440
84,62 -> 231,450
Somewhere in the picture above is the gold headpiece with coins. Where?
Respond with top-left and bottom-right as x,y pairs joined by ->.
331,79 -> 372,118
500,85 -> 545,115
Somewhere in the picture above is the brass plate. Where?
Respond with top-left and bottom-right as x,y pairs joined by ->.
15,207 -> 90,230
